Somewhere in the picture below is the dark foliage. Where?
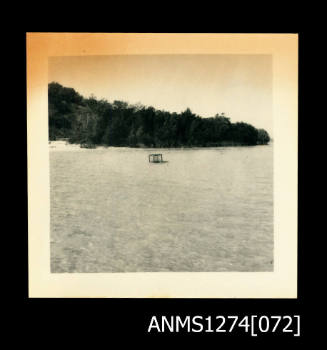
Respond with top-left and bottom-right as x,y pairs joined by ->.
48,82 -> 270,147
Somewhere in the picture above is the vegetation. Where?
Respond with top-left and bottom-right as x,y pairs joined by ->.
49,82 -> 270,147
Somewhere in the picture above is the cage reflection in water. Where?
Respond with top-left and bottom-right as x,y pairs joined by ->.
149,154 -> 164,163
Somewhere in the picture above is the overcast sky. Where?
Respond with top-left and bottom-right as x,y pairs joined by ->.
49,55 -> 272,136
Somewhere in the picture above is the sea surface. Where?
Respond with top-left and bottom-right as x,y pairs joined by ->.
50,141 -> 273,272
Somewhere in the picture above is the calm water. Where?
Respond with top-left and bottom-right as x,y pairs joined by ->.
50,142 -> 273,272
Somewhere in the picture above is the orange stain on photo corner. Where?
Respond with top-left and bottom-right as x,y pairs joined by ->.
26,32 -> 298,90
27,33 -> 129,91
26,32 -> 298,56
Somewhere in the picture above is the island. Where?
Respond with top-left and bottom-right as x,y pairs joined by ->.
49,82 -> 271,148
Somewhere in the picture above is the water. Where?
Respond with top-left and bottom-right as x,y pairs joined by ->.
50,142 -> 273,272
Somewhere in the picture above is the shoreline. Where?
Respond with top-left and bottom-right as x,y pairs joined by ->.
49,139 -> 271,151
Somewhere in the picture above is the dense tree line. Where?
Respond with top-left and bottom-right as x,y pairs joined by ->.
49,82 -> 270,147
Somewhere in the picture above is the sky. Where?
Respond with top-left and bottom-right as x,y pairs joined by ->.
49,55 -> 273,136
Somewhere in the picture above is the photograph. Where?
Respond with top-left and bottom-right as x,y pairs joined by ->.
48,54 -> 273,273
27,33 -> 298,298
